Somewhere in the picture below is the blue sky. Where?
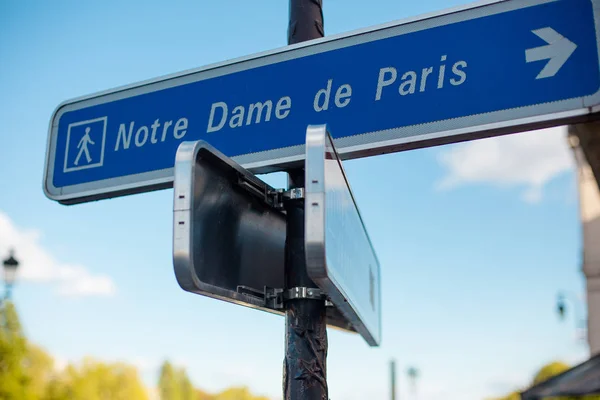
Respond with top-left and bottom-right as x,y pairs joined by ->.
0,1 -> 591,399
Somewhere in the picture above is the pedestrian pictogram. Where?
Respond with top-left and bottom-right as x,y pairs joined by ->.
63,117 -> 107,173
75,127 -> 95,166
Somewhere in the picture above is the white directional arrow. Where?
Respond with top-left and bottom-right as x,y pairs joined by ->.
525,27 -> 577,79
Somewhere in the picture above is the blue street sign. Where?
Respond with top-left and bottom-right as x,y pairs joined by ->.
44,0 -> 600,204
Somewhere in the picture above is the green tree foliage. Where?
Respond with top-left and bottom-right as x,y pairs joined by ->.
178,368 -> 195,400
213,387 -> 270,400
532,361 -> 570,385
159,361 -> 196,400
194,386 -> 270,400
196,389 -> 214,400
0,301 -> 148,400
23,344 -> 54,399
0,301 -> 35,400
43,370 -> 73,400
159,361 -> 181,400
0,301 -> 268,400
0,301 -> 59,399
43,358 -> 148,400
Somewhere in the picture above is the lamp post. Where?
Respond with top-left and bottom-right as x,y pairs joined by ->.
556,291 -> 587,343
3,249 -> 20,302
407,366 -> 419,399
390,359 -> 397,400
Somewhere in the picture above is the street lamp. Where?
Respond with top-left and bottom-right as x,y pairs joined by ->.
556,291 -> 587,343
407,366 -> 419,396
3,249 -> 19,300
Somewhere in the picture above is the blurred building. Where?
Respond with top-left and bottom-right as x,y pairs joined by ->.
569,122 -> 600,356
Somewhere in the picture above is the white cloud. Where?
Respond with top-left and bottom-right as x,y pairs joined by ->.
436,126 -> 574,203
0,210 -> 116,297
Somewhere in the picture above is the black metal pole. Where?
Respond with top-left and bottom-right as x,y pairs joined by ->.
288,0 -> 324,45
283,190 -> 328,400
283,1 -> 326,399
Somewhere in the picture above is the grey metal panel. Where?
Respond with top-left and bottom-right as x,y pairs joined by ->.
305,125 -> 382,346
172,140 -> 355,332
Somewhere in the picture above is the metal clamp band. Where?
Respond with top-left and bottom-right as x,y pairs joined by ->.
283,286 -> 325,301
282,187 -> 305,200
238,285 -> 331,310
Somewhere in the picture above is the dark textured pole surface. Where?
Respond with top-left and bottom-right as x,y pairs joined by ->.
283,193 -> 328,400
284,2 -> 327,399
288,0 -> 324,45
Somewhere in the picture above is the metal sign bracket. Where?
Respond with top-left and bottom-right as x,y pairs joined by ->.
283,287 -> 328,303
236,285 -> 332,310
269,187 -> 305,210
